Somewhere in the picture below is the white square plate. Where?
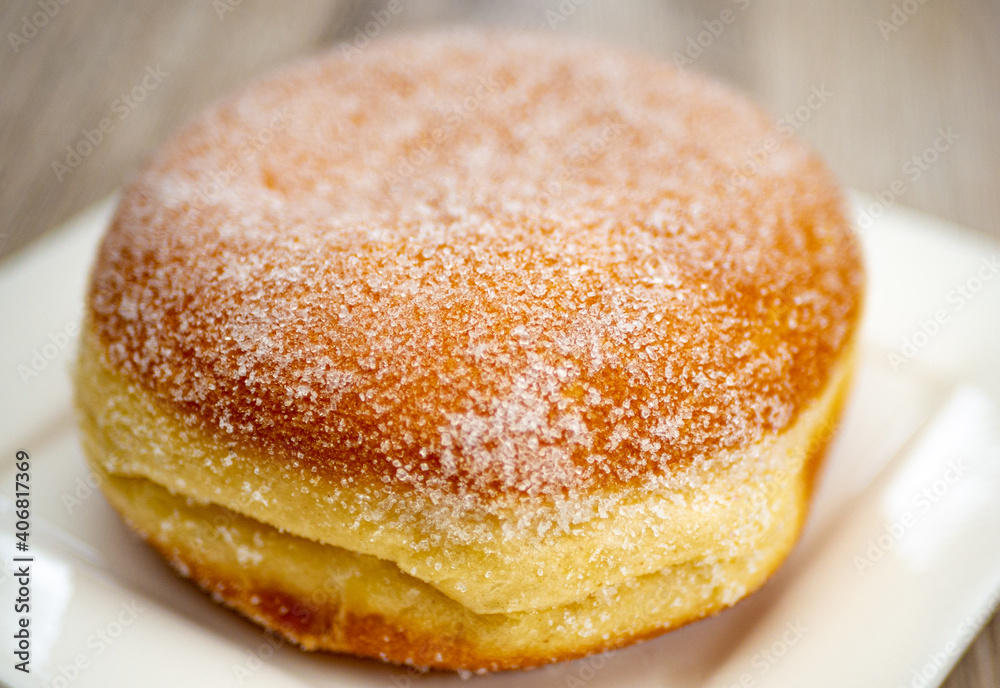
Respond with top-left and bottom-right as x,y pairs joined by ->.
1,193 -> 999,688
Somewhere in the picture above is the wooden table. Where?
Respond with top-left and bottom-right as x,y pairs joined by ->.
2,1 -> 998,685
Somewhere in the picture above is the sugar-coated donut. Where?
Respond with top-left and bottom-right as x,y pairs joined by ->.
74,30 -> 863,671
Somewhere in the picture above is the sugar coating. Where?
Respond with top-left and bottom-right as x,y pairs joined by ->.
89,31 -> 862,532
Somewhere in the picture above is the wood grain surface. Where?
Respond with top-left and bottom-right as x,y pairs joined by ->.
1,1 -> 998,686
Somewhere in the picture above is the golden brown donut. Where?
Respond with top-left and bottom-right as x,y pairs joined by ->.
74,30 -> 863,671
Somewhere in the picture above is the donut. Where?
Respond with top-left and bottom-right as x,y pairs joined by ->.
74,30 -> 864,671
